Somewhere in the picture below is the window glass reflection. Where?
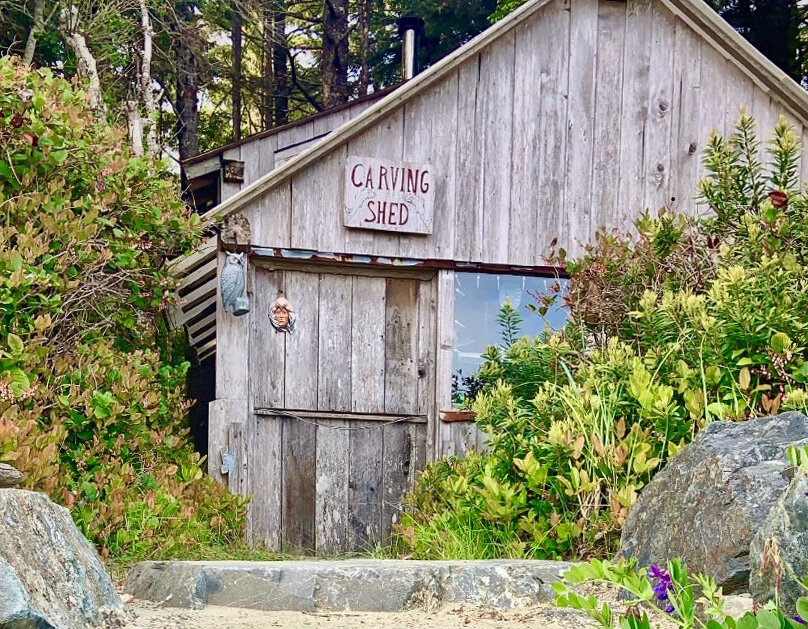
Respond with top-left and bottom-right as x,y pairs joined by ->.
452,272 -> 569,405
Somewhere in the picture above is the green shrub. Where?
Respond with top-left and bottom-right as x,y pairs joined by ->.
0,56 -> 247,562
399,112 -> 808,560
554,558 -> 808,628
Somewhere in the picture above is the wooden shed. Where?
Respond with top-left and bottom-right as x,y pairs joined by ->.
175,0 -> 808,554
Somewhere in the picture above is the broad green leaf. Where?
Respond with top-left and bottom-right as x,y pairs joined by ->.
755,610 -> 781,629
796,597 -> 808,623
7,368 -> 30,397
7,334 -> 23,355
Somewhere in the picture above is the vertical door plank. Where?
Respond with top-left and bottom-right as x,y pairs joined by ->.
248,414 -> 283,549
454,56 -> 484,262
349,275 -> 385,548
250,269 -> 285,409
617,0 -> 653,228
381,423 -> 412,540
564,0 -> 598,252
281,270 -> 319,552
410,423 -> 428,485
480,31 -> 515,264
416,279 -> 437,459
227,422 -> 248,496
435,270 -> 456,460
283,271 -> 320,409
668,19 -> 702,218
318,275 -> 353,412
351,276 -> 386,413
315,275 -> 352,553
349,421 -> 383,550
384,279 -> 419,415
591,0 -> 627,231
315,419 -> 349,554
281,416 -> 317,553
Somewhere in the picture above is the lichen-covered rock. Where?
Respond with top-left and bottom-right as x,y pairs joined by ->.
619,412 -> 808,593
750,471 -> 808,615
0,489 -> 127,628
0,463 -> 23,487
125,559 -> 573,612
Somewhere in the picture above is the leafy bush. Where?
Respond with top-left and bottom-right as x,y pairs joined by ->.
554,558 -> 808,629
0,57 -> 248,562
399,112 -> 808,560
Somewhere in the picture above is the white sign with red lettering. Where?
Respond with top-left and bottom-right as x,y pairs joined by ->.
344,156 -> 434,234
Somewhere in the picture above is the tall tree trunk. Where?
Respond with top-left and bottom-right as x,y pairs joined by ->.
140,0 -> 158,156
176,0 -> 199,162
127,98 -> 144,156
232,0 -> 242,141
23,0 -> 44,66
321,0 -> 349,108
60,6 -> 105,118
272,1 -> 288,125
261,3 -> 273,128
358,0 -> 369,97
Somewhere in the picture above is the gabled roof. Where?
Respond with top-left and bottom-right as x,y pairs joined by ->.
197,0 -> 808,230
181,87 -> 394,168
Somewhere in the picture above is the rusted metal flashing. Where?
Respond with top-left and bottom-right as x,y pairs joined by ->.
250,246 -> 568,278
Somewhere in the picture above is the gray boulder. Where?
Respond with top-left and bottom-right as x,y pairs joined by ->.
619,412 -> 808,593
0,489 -> 127,628
750,470 -> 808,615
0,463 -> 23,487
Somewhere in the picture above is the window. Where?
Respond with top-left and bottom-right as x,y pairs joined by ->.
452,272 -> 569,405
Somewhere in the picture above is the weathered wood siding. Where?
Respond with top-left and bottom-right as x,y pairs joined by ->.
221,266 -> 434,552
218,98 -> 379,203
210,0 -> 808,552
244,0 -> 807,262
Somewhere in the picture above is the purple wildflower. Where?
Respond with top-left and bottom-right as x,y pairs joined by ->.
648,564 -> 675,614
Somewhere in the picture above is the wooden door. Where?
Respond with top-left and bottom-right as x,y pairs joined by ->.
248,266 -> 435,553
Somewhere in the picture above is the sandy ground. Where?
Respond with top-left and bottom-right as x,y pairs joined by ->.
126,601 -> 599,629
123,588 -> 752,628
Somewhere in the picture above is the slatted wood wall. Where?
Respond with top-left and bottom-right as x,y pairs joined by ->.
241,0 -> 808,264
212,0 -> 808,547
215,266 -> 434,552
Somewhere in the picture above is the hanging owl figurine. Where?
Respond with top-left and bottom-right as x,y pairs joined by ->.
220,252 -> 250,316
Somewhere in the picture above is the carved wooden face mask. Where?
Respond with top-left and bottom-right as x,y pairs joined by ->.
269,297 -> 296,333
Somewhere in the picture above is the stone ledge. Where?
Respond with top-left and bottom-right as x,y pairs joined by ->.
125,559 -> 574,612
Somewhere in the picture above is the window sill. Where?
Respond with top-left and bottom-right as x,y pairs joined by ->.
440,410 -> 476,423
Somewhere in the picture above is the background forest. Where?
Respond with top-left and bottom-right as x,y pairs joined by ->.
1,0 -> 806,168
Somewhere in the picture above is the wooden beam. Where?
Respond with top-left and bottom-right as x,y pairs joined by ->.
255,408 -> 427,424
